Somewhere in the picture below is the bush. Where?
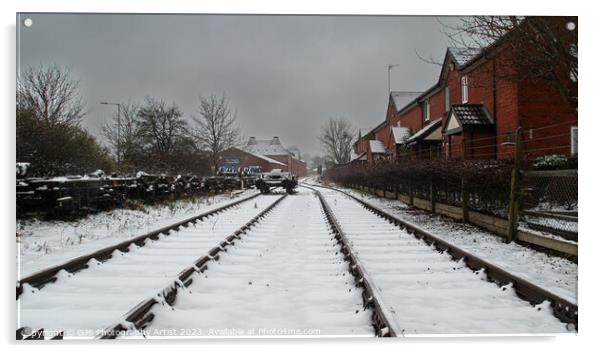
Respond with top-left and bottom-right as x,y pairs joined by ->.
16,108 -> 115,177
326,159 -> 512,215
532,154 -> 569,170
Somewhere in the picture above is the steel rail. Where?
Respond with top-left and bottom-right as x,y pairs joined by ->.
302,185 -> 400,337
306,183 -> 578,330
95,193 -> 288,339
16,192 -> 264,299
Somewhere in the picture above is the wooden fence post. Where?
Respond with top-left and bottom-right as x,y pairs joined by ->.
507,127 -> 523,243
461,139 -> 469,222
430,176 -> 436,213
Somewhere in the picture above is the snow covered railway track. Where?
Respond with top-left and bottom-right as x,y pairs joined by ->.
17,192 -> 262,297
310,184 -> 577,335
16,193 -> 286,339
107,188 -> 375,338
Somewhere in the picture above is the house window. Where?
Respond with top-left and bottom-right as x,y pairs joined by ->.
445,86 -> 450,112
423,99 -> 430,121
461,75 -> 468,103
571,126 -> 578,156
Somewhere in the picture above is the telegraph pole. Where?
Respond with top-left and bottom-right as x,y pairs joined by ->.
388,64 -> 400,92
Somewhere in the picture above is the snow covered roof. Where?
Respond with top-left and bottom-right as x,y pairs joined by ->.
243,136 -> 291,156
350,151 -> 367,162
448,47 -> 482,68
246,151 -> 287,166
444,104 -> 494,135
406,118 -> 442,144
390,91 -> 423,112
391,126 -> 412,144
369,140 -> 386,154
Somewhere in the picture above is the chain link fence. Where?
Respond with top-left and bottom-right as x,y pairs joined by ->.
520,169 -> 578,241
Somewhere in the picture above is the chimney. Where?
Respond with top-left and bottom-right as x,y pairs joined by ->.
248,137 -> 257,145
270,136 -> 280,145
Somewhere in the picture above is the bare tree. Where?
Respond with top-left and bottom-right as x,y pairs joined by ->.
17,65 -> 114,176
319,117 -> 355,165
440,16 -> 577,110
193,94 -> 241,174
100,101 -> 143,172
17,65 -> 85,127
136,97 -> 190,172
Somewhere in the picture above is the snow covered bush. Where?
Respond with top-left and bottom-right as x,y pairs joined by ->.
532,154 -> 568,170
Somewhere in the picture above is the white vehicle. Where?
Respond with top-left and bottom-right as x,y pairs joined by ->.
255,169 -> 297,194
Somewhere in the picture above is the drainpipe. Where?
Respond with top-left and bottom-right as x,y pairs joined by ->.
492,58 -> 498,159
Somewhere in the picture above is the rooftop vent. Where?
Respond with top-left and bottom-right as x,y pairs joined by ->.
247,137 -> 257,145
270,136 -> 281,145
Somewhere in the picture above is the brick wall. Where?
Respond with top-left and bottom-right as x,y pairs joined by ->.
397,104 -> 423,134
266,154 -> 307,177
519,79 -> 578,159
427,88 -> 445,122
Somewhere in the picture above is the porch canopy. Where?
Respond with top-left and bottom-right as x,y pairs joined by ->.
443,104 -> 494,135
406,118 -> 442,146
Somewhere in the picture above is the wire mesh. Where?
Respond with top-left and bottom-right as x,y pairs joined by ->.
520,169 -> 578,239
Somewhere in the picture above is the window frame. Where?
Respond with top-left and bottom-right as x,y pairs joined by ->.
571,126 -> 578,156
423,99 -> 430,122
461,75 -> 468,103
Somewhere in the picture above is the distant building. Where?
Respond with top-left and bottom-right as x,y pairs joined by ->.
217,147 -> 287,176
243,136 -> 307,176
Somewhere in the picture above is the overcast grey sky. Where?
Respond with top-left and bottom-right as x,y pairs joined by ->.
17,13 -> 457,156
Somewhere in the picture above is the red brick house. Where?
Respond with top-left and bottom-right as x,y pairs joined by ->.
353,27 -> 577,162
352,122 -> 387,163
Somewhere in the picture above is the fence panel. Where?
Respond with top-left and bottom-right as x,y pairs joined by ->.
520,169 -> 578,240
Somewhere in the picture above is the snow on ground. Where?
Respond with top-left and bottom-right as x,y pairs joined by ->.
319,187 -> 572,335
17,194 -> 281,337
145,188 -> 373,337
17,190 -> 257,277
311,181 -> 577,303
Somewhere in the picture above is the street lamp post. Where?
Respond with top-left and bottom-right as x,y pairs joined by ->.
100,101 -> 121,173
388,64 -> 400,93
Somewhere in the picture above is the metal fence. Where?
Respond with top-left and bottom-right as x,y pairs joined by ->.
520,169 -> 578,241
